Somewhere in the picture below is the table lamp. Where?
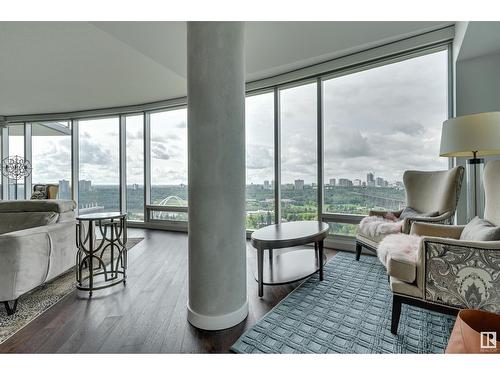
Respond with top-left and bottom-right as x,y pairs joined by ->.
440,112 -> 500,222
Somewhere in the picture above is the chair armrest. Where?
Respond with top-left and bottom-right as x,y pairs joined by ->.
368,209 -> 402,218
421,237 -> 500,313
401,211 -> 454,234
410,222 -> 465,239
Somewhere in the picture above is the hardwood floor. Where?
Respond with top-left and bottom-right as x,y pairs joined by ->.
0,228 -> 337,353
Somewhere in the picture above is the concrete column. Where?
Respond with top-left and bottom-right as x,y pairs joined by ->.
187,22 -> 248,330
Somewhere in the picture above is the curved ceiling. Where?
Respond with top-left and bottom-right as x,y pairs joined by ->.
0,21 -> 450,116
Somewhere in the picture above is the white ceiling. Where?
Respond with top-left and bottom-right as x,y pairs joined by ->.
0,21 -> 450,116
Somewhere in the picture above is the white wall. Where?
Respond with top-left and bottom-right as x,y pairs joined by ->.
454,24 -> 500,223
456,51 -> 500,116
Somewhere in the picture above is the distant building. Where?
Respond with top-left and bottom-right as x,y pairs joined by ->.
362,181 -> 367,187
79,179 -> 92,192
263,180 -> 270,190
294,179 -> 304,190
283,183 -> 294,190
271,180 -> 275,190
338,178 -> 353,187
58,179 -> 70,198
395,181 -> 404,189
329,178 -> 336,186
353,179 -> 362,187
376,177 -> 385,187
366,172 -> 374,185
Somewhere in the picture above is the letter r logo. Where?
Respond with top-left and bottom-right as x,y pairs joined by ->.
480,332 -> 497,349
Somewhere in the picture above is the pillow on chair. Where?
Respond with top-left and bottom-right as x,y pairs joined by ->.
31,185 -> 49,200
399,207 -> 439,219
460,216 -> 500,241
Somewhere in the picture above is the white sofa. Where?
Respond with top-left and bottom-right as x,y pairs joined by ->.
0,200 -> 77,315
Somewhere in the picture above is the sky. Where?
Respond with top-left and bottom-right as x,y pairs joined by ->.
9,49 -> 448,187
246,49 -> 449,184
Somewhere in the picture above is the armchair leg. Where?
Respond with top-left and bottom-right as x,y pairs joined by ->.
3,299 -> 19,316
391,295 -> 402,335
355,242 -> 362,261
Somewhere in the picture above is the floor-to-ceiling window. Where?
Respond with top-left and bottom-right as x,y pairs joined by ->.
149,108 -> 188,221
0,130 -> 2,198
323,49 -> 449,236
78,117 -> 120,213
125,114 -> 145,222
0,44 -> 450,240
32,121 -> 72,199
245,92 -> 275,229
280,82 -> 318,222
7,123 -> 25,200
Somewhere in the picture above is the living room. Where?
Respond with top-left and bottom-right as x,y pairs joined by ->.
1,1 -> 499,373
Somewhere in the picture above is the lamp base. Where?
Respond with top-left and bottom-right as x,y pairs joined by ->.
466,158 -> 485,222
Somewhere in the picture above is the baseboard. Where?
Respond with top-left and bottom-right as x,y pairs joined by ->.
187,300 -> 249,331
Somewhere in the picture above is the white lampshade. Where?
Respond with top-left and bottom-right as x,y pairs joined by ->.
440,112 -> 500,157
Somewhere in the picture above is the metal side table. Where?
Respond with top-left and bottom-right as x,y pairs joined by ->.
76,212 -> 127,297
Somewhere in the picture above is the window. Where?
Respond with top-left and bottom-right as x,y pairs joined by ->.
32,121 -> 72,199
0,130 -> 2,198
78,117 -> 120,213
150,108 -> 188,220
7,123 -> 25,200
280,83 -> 318,222
245,92 -> 275,230
0,44 -> 450,242
125,114 -> 144,221
323,50 -> 448,235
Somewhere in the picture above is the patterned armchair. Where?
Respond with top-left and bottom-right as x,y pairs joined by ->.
356,166 -> 464,260
390,160 -> 500,334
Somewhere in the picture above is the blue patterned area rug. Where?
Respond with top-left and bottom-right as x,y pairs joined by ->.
231,252 -> 455,354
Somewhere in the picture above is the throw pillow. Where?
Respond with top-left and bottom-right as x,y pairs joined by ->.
399,206 -> 439,219
460,216 -> 500,241
31,190 -> 47,200
31,185 -> 48,200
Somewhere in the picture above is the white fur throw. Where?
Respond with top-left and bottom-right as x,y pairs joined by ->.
358,216 -> 403,239
377,233 -> 421,266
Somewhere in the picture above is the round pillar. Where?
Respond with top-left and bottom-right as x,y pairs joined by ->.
187,21 -> 248,330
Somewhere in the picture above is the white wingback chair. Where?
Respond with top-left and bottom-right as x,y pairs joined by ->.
389,160 -> 500,334
355,166 -> 465,260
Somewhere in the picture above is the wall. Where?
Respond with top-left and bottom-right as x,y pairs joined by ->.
454,23 -> 500,223
456,51 -> 500,116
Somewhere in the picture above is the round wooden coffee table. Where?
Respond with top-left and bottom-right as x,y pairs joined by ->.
251,221 -> 329,297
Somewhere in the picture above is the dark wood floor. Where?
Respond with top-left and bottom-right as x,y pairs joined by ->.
0,228 -> 337,353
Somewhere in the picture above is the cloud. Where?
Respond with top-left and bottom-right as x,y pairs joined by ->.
324,126 -> 374,158
151,143 -> 171,160
151,133 -> 179,143
79,139 -> 114,165
127,130 -> 143,140
246,144 -> 273,170
390,121 -> 425,136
